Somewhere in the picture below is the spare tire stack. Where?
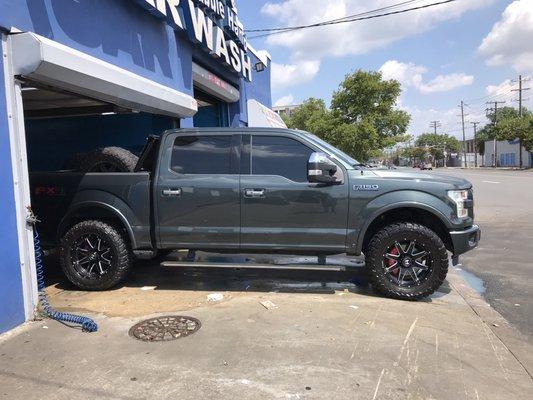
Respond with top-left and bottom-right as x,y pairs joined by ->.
63,147 -> 139,173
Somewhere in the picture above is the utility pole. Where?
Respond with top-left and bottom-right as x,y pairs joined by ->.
429,120 -> 441,135
458,101 -> 468,168
486,101 -> 506,167
511,75 -> 530,168
470,122 -> 480,168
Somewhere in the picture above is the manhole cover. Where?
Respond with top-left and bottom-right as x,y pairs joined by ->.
129,316 -> 201,342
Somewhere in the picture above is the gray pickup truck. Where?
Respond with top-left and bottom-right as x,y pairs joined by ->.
30,128 -> 480,300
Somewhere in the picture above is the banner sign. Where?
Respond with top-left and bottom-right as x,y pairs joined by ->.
135,0 -> 252,81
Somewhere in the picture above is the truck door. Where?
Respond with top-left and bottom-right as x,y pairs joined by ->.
240,133 -> 349,253
156,132 -> 241,249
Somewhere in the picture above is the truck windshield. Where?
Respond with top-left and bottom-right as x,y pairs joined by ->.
303,133 -> 361,168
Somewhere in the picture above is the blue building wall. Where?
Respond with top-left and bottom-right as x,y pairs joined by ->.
0,0 -> 272,128
0,38 -> 26,333
0,0 -> 271,332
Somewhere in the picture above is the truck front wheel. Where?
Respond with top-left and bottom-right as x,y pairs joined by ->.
59,220 -> 132,290
365,222 -> 448,300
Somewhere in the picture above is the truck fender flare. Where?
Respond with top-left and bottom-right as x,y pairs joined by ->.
355,200 -> 451,255
58,201 -> 137,249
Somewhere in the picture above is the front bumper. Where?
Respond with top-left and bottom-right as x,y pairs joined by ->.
450,224 -> 481,256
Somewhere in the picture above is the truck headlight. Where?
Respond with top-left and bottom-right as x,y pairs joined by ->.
447,190 -> 469,218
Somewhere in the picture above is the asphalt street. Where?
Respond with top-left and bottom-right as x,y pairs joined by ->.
428,168 -> 533,343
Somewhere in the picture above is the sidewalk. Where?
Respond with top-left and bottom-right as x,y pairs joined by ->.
1,266 -> 532,400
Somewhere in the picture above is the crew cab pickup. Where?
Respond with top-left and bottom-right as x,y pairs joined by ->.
30,128 -> 480,300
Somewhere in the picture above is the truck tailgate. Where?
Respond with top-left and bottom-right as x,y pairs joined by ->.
30,172 -> 151,246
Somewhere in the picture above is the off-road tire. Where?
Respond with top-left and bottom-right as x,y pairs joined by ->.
365,222 -> 448,300
62,153 -> 88,170
59,220 -> 132,290
79,147 -> 139,173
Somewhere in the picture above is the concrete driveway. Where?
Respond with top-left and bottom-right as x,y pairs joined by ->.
1,257 -> 532,400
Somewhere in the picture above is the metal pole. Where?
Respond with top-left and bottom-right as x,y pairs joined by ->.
460,101 -> 467,168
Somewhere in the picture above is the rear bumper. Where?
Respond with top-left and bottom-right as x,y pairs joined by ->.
450,225 -> 481,256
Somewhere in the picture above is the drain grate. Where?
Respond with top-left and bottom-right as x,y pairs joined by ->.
129,316 -> 201,342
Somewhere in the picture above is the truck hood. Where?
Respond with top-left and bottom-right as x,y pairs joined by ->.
371,170 -> 471,189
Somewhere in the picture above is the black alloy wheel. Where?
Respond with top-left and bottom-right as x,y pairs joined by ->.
366,222 -> 448,300
60,220 -> 132,290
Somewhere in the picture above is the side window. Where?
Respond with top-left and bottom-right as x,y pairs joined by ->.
171,135 -> 232,174
251,136 -> 314,182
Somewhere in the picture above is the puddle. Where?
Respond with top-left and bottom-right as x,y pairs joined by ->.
453,266 -> 486,295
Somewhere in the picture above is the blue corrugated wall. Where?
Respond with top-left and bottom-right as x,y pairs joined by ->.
0,37 -> 26,333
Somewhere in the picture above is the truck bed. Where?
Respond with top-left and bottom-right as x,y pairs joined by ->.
30,171 -> 151,247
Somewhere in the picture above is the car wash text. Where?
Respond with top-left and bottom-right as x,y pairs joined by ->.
135,0 -> 252,81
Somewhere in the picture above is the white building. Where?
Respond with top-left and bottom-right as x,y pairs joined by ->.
483,140 -> 532,168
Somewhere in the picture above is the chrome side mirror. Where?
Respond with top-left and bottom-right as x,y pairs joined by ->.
308,152 -> 339,184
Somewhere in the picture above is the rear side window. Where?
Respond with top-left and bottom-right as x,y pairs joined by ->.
251,136 -> 313,182
171,135 -> 232,174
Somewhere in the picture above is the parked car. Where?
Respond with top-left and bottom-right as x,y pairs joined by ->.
420,162 -> 433,170
30,128 -> 479,300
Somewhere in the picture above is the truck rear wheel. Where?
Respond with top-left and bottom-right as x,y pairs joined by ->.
365,222 -> 448,300
59,220 -> 132,290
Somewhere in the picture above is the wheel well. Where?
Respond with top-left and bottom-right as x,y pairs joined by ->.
58,206 -> 131,244
361,208 -> 453,254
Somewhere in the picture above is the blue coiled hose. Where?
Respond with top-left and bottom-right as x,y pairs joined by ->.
34,227 -> 98,333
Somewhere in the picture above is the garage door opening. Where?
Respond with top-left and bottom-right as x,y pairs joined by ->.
4,32 -> 198,322
22,82 -> 174,173
193,88 -> 230,128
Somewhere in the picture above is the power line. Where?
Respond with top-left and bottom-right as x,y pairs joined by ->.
429,120 -> 441,134
247,0 -> 457,40
458,101 -> 468,167
247,0 -> 423,32
470,122 -> 480,167
511,74 -> 530,168
486,100 -> 506,168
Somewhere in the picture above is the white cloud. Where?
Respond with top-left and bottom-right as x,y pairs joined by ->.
418,73 -> 474,94
478,0 -> 533,73
261,0 -> 493,62
271,60 -> 321,90
379,60 -> 426,88
379,60 -> 473,94
484,79 -> 533,109
274,94 -> 295,106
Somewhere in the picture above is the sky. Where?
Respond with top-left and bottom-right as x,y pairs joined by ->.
238,0 -> 533,141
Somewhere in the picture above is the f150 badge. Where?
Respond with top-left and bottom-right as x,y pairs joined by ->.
353,184 -> 379,191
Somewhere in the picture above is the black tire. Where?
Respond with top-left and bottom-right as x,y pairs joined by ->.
62,153 -> 88,171
365,222 -> 448,300
79,147 -> 139,173
59,220 -> 132,290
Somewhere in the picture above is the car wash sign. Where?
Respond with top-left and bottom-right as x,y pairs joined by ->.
135,0 -> 252,81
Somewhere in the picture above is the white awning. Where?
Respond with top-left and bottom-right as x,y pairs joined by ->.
9,32 -> 198,118
247,99 -> 287,128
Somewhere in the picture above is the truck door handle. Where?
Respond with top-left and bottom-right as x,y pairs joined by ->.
162,188 -> 182,197
244,189 -> 265,198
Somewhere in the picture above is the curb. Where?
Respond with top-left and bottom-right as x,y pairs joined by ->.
447,267 -> 533,380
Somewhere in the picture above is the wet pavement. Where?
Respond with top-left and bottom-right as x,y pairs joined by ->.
2,257 -> 532,400
430,168 -> 533,344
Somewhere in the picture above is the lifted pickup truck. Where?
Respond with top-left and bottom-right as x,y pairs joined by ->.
30,128 -> 480,300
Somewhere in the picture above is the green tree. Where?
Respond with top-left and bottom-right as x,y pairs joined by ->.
415,133 -> 460,165
285,98 -> 328,132
475,107 -> 521,154
496,113 -> 533,151
284,70 -> 410,161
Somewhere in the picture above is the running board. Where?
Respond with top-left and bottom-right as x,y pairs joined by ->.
160,261 -> 346,272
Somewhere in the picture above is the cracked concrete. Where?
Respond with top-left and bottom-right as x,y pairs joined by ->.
1,265 -> 532,399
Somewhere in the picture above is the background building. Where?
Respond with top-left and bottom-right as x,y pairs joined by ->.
273,104 -> 300,119
483,140 -> 532,168
0,0 -> 273,333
